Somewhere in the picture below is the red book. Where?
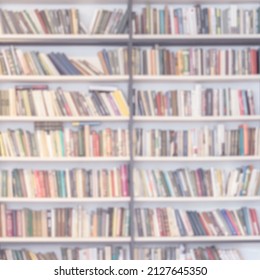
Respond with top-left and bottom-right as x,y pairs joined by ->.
250,49 -> 257,74
199,214 -> 211,236
250,209 -> 259,235
156,93 -> 162,115
35,9 -> 49,34
226,210 -> 241,235
34,170 -> 42,197
156,208 -> 163,236
206,247 -> 215,260
6,210 -> 13,237
243,124 -> 249,155
238,90 -> 244,115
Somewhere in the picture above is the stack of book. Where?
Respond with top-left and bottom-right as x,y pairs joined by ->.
0,205 -> 129,237
134,246 -> 242,260
134,166 -> 260,197
0,249 -> 58,260
0,85 -> 129,117
0,8 -> 87,34
135,207 -> 260,237
0,165 -> 129,198
61,246 -> 127,260
89,9 -> 128,34
132,5 -> 260,35
133,87 -> 256,116
134,125 -> 260,157
0,125 -> 129,157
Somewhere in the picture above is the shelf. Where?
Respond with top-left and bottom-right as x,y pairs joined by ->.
134,116 -> 260,122
0,0 -> 128,3
133,75 -> 260,83
0,75 -> 259,83
0,76 -> 129,83
2,116 -> 260,123
135,236 -> 260,243
0,197 -> 130,203
0,237 -> 131,243
0,157 -> 130,162
1,157 -> 258,162
0,116 -> 129,122
135,197 -> 260,203
133,34 -> 260,46
134,156 -> 260,162
0,34 -> 129,46
0,34 -> 259,46
133,0 -> 260,3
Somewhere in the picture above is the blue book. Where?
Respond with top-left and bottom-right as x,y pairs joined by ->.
102,49 -> 112,75
163,171 -> 174,196
58,53 -> 82,75
193,212 -> 206,236
159,10 -> 164,34
61,171 -> 67,198
186,211 -> 200,236
242,90 -> 248,115
48,53 -> 69,75
242,207 -> 251,235
54,53 -> 75,75
238,126 -> 244,155
177,9 -> 184,34
175,209 -> 187,236
175,171 -> 185,196
31,52 -> 45,75
220,209 -> 237,235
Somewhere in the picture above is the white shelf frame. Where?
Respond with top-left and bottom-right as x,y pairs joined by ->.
0,157 -> 130,162
0,237 -> 131,243
1,116 -> 260,122
0,198 -> 130,203
135,236 -> 260,243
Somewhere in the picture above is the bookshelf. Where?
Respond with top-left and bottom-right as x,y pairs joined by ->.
0,0 -> 259,260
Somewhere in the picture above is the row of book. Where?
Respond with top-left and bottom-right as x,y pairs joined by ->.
0,246 -> 241,260
0,165 -> 129,198
133,87 -> 256,117
0,125 -> 129,157
134,125 -> 260,157
1,165 -> 259,198
134,166 -> 260,198
134,207 -> 260,237
129,47 -> 260,76
2,5 -> 260,36
0,86 -> 129,117
1,85 -> 257,117
0,9 -> 86,35
132,5 -> 260,35
134,246 -> 242,260
1,47 -> 259,76
0,205 -> 129,237
0,47 -> 103,76
89,9 -> 128,34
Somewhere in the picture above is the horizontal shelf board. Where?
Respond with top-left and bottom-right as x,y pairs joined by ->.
133,0 -> 260,3
0,76 -> 129,83
0,116 -> 129,122
0,157 -> 130,162
135,236 -> 260,243
0,34 -> 129,45
0,0 -> 127,3
2,116 -> 260,123
0,237 -> 131,243
135,197 -> 260,203
133,75 -> 260,83
0,197 -> 130,203
2,116 -> 260,122
135,156 -> 260,162
1,157 -> 258,162
0,75 -> 259,83
133,34 -> 260,46
134,116 -> 260,122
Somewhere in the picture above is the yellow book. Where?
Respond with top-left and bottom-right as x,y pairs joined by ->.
22,90 -> 31,116
112,90 -> 129,116
0,133 -> 6,156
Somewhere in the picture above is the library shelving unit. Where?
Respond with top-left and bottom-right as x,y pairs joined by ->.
0,0 -> 259,260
